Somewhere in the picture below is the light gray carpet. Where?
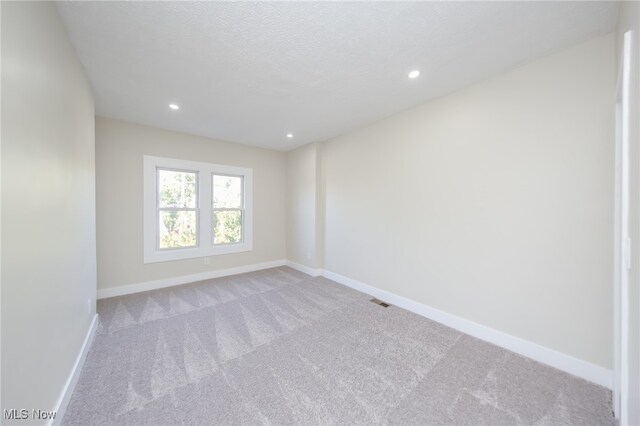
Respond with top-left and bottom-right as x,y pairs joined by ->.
64,267 -> 614,425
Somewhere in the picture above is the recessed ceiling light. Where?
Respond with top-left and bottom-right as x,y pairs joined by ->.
408,70 -> 420,79
169,103 -> 180,110
286,133 -> 293,138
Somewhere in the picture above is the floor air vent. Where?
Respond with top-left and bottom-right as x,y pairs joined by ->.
370,298 -> 391,308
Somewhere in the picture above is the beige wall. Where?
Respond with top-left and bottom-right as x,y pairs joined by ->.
1,2 -> 97,422
95,117 -> 286,290
286,142 -> 322,269
616,2 -> 640,423
319,34 -> 614,368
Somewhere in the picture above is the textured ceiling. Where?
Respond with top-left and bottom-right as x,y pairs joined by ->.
55,1 -> 618,151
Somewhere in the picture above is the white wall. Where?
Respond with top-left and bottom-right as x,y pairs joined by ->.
286,142 -> 322,270
1,2 -> 97,423
95,117 -> 286,292
319,34 -> 614,369
616,2 -> 640,423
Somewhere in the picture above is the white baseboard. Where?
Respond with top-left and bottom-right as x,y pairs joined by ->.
51,314 -> 99,426
321,269 -> 613,389
97,259 -> 286,299
285,260 -> 322,277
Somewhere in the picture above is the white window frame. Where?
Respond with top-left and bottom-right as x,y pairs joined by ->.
212,173 -> 245,245
143,155 -> 253,263
156,167 -> 200,251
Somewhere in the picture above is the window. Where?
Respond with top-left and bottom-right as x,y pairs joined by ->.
144,156 -> 252,263
212,174 -> 244,245
158,169 -> 198,249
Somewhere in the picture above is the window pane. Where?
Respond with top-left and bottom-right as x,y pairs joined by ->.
213,175 -> 242,208
158,169 -> 197,208
159,210 -> 197,249
213,210 -> 242,244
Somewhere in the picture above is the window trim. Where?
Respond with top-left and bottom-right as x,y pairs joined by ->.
143,155 -> 253,263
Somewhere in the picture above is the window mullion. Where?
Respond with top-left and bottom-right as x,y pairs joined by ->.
200,170 -> 212,251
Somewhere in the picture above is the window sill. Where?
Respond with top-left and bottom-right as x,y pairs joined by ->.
143,242 -> 252,264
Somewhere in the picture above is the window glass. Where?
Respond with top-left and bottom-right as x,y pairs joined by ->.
213,210 -> 242,244
213,175 -> 242,208
159,211 -> 197,248
158,170 -> 197,208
